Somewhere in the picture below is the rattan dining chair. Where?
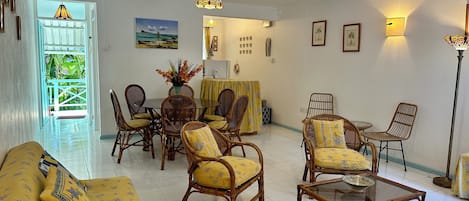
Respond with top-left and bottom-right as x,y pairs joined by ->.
160,95 -> 197,170
125,84 -> 161,136
208,95 -> 249,157
110,89 -> 154,164
168,84 -> 194,97
204,88 -> 235,122
361,102 -> 418,171
305,93 -> 334,119
302,114 -> 378,182
180,121 -> 264,201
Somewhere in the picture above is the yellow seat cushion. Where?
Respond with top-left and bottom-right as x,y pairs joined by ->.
314,148 -> 370,170
204,114 -> 225,121
40,166 -> 90,201
184,125 -> 222,158
127,119 -> 150,128
80,177 -> 139,201
193,156 -> 261,189
39,151 -> 86,191
312,119 -> 346,148
133,111 -> 160,119
208,120 -> 229,130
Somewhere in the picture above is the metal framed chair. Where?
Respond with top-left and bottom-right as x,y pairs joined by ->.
110,89 -> 154,164
208,95 -> 249,157
125,84 -> 161,136
180,121 -> 264,201
361,102 -> 418,171
168,84 -> 194,97
203,88 -> 235,122
302,114 -> 378,182
305,93 -> 334,119
160,95 -> 197,170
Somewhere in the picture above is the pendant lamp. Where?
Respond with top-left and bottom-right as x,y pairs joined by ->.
54,3 -> 72,20
195,0 -> 223,9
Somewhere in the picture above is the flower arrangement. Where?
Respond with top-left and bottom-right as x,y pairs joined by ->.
155,60 -> 203,86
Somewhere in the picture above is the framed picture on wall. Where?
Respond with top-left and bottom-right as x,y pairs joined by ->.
342,23 -> 361,52
135,18 -> 178,49
312,20 -> 326,46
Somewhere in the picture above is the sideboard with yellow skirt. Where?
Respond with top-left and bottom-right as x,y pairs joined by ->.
200,78 -> 262,134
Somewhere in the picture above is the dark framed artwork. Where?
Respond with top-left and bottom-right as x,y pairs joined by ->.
16,15 -> 20,40
0,2 -> 4,33
312,20 -> 326,46
10,0 -> 14,12
343,23 -> 361,52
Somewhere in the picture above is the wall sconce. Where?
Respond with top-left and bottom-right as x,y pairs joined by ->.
386,17 -> 406,36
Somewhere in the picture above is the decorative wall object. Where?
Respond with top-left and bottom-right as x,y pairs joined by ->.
10,0 -> 14,12
343,23 -> 361,52
265,37 -> 271,57
16,15 -> 20,40
0,2 -> 4,33
312,20 -> 326,46
212,36 -> 218,51
135,18 -> 178,49
239,35 -> 252,55
386,17 -> 406,36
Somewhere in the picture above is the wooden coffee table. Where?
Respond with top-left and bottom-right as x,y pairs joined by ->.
297,175 -> 426,201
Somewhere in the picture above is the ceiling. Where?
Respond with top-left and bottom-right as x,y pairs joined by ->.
222,0 -> 299,7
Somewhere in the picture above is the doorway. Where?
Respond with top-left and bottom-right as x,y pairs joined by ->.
36,1 -> 99,130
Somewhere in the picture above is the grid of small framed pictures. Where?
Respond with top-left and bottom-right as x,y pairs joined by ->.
0,0 -> 20,40
239,35 -> 253,55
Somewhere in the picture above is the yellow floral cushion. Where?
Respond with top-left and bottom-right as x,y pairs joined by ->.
184,125 -> 222,158
208,120 -> 229,130
204,114 -> 225,121
312,119 -> 346,148
127,119 -> 150,128
314,148 -> 370,170
81,176 -> 139,201
193,156 -> 261,189
40,166 -> 90,201
39,151 -> 86,191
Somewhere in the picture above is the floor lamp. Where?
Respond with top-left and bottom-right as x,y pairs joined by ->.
433,35 -> 469,188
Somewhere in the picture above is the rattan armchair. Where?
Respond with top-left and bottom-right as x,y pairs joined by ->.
305,93 -> 334,119
204,88 -> 235,122
361,102 -> 417,171
110,89 -> 154,164
302,114 -> 377,182
168,84 -> 194,97
125,84 -> 162,136
180,121 -> 264,201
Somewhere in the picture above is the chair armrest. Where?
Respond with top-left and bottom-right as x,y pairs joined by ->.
360,141 -> 378,173
227,141 -> 264,166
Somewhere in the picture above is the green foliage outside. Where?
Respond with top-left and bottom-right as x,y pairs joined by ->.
46,54 -> 87,111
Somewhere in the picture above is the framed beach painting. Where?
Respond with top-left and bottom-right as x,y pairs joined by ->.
312,20 -> 326,46
342,23 -> 361,52
135,18 -> 178,49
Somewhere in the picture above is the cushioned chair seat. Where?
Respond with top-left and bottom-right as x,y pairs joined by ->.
127,119 -> 150,128
208,120 -> 229,130
314,148 -> 370,170
133,111 -> 160,119
204,114 -> 225,121
81,176 -> 139,201
193,156 -> 261,189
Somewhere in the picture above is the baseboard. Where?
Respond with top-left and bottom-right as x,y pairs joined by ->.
271,121 -> 449,177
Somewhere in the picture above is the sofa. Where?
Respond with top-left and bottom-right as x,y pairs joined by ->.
0,141 -> 140,201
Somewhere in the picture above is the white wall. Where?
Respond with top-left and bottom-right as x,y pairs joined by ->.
95,0 -> 278,135
264,0 -> 469,173
0,1 -> 39,162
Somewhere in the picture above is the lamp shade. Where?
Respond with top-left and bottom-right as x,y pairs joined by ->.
196,0 -> 223,9
445,35 -> 469,51
54,4 -> 72,20
386,17 -> 406,36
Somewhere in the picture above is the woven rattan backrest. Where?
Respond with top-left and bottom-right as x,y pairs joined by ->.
226,95 -> 249,130
161,95 -> 196,134
181,121 -> 230,166
306,93 -> 334,119
215,88 -> 235,117
303,114 -> 362,151
125,84 -> 146,117
110,89 -> 128,130
168,84 -> 195,97
386,102 -> 418,140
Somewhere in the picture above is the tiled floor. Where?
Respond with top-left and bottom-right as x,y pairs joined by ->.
35,117 -> 463,201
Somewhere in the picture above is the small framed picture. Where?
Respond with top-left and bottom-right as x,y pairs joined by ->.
0,2 -> 4,33
343,23 -> 361,52
312,20 -> 326,46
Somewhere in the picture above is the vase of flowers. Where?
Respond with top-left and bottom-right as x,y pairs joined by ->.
155,59 -> 203,94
